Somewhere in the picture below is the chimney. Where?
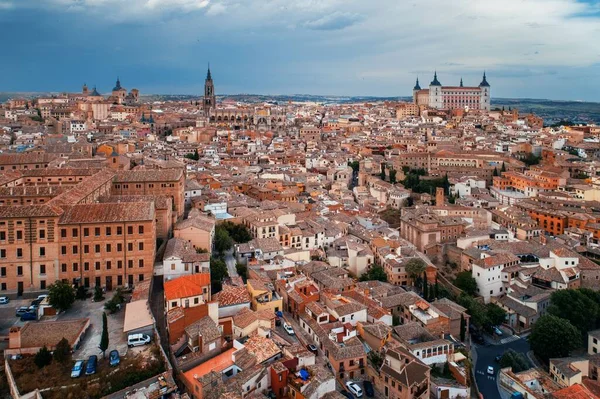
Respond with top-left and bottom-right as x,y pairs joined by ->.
8,326 -> 21,349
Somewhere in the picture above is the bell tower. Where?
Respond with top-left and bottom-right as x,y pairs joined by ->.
203,64 -> 216,116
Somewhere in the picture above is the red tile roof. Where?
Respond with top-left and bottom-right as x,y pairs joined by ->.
164,273 -> 211,301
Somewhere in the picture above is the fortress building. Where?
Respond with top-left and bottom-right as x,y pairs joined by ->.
413,72 -> 490,111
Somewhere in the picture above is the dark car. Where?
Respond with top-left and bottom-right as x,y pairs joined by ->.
15,307 -> 29,317
363,381 -> 375,397
109,350 -> 120,367
30,298 -> 42,307
85,355 -> 97,375
306,344 -> 318,355
20,311 -> 37,321
339,390 -> 353,399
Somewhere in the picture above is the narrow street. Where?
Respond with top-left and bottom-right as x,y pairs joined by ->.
150,276 -> 168,351
224,249 -> 238,278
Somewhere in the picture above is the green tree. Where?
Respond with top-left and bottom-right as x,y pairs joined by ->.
501,162 -> 506,173
493,167 -> 499,177
210,257 -> 229,293
500,349 -> 530,372
48,280 -> 76,312
236,262 -> 248,283
99,312 -> 109,358
457,294 -> 490,329
404,258 -> 427,286
93,285 -> 104,302
196,247 -> 209,254
529,315 -> 582,363
380,163 -> 386,181
548,288 -> 600,338
34,346 -> 52,368
359,266 -> 388,282
221,221 -> 252,243
460,314 -> 466,342
389,169 -> 397,184
75,285 -> 88,300
486,303 -> 507,326
53,338 -> 72,364
454,271 -> 478,296
348,160 -> 360,173
214,225 -> 234,254
368,350 -> 384,369
422,272 -> 429,300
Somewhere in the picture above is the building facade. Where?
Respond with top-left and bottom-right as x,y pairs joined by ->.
413,72 -> 491,111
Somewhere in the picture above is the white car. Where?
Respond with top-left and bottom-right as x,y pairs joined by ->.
487,366 -> 494,375
127,333 -> 151,347
0,296 -> 9,304
283,322 -> 294,335
345,381 -> 363,398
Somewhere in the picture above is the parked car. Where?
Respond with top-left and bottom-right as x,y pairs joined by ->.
15,307 -> 29,317
493,327 -> 503,336
37,294 -> 48,301
71,360 -> 84,378
109,350 -> 120,367
487,366 -> 494,375
283,322 -> 294,335
306,344 -> 318,355
127,333 -> 151,347
346,381 -> 363,398
363,381 -> 374,397
30,299 -> 42,307
20,311 -> 37,321
85,355 -> 98,375
339,390 -> 353,399
0,296 -> 9,304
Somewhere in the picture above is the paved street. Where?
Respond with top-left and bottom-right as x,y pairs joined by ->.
224,249 -> 238,278
473,337 -> 531,399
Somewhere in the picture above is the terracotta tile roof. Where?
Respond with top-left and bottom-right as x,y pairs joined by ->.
552,383 -> 598,399
213,285 -> 251,307
12,318 -> 89,350
175,215 -> 215,232
243,335 -> 281,364
58,202 -> 154,224
0,204 -> 64,218
184,316 -> 222,343
184,348 -> 235,382
114,169 -> 183,182
164,238 -> 210,263
164,274 -> 211,301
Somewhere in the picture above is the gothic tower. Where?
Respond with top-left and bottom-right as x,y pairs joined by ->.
203,65 -> 216,115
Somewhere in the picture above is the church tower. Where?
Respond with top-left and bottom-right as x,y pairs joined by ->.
478,71 -> 491,111
428,71 -> 443,109
203,65 -> 216,116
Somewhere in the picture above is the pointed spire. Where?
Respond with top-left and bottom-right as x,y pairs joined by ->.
206,63 -> 212,81
430,71 -> 441,86
413,77 -> 421,91
460,77 -> 463,87
479,71 -> 490,87
113,77 -> 122,91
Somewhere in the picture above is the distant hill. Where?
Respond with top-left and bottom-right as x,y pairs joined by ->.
2,92 -> 599,124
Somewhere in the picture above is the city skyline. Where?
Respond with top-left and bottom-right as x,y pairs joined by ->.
1,0 -> 600,101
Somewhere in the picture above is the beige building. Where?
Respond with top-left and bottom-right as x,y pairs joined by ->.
173,216 -> 215,253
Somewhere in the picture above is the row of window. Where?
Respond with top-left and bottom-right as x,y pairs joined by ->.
60,242 -> 145,255
0,259 -> 147,277
61,225 -> 144,238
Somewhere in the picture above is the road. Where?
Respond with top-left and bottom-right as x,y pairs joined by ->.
473,337 -> 530,399
224,249 -> 238,278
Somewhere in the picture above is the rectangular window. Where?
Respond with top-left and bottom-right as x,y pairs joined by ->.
95,262 -> 100,270
106,244 -> 111,252
61,263 -> 67,273
73,263 -> 78,272
61,228 -> 67,238
16,230 -> 23,240
0,249 -> 5,258
84,262 -> 89,271
17,266 -> 23,276
106,227 -> 111,236
139,259 -> 144,268
40,264 -> 46,275
39,230 -> 45,239
72,228 -> 78,237
72,245 -> 78,254
138,242 -> 144,251
128,260 -> 133,268
39,247 -> 45,256
0,231 -> 5,241
17,248 -> 23,258
95,244 -> 100,253
117,243 -> 122,252
139,274 -> 144,282
106,261 -> 111,270
128,243 -> 133,251
117,226 -> 122,235
138,226 -> 144,234
0,267 -> 5,277
127,226 -> 133,235
95,227 -> 100,236
84,228 -> 89,237
117,260 -> 123,269
84,245 -> 89,254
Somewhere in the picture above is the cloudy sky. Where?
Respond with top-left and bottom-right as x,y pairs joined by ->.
1,0 -> 600,100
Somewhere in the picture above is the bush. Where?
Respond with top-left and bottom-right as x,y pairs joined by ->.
75,285 -> 88,300
500,349 -> 530,372
48,280 -> 75,312
53,338 -> 71,364
93,285 -> 104,302
104,288 -> 125,314
34,346 -> 52,369
454,271 -> 477,296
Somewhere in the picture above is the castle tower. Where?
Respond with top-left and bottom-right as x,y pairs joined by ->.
428,71 -> 442,109
412,77 -> 421,104
82,83 -> 89,96
478,71 -> 491,111
436,187 -> 445,206
203,65 -> 216,116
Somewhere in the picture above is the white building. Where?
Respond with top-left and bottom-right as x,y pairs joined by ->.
472,252 -> 520,303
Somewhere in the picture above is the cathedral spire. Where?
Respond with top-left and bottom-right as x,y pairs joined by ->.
206,64 -> 212,81
413,77 -> 421,91
479,71 -> 490,87
430,71 -> 441,86
460,77 -> 463,87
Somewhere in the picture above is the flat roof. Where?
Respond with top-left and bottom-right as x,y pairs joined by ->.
123,300 -> 155,333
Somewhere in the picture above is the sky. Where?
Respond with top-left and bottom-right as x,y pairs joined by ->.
1,0 -> 600,100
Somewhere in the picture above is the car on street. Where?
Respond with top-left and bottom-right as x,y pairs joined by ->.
283,322 -> 294,335
37,294 -> 48,301
339,390 -> 353,399
127,333 -> 151,347
493,326 -> 503,336
71,360 -> 84,378
15,307 -> 29,317
346,381 -> 363,398
20,311 -> 37,321
363,380 -> 375,397
0,296 -> 9,304
306,344 -> 318,355
109,350 -> 120,367
30,299 -> 42,307
487,366 -> 495,375
85,355 -> 98,375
